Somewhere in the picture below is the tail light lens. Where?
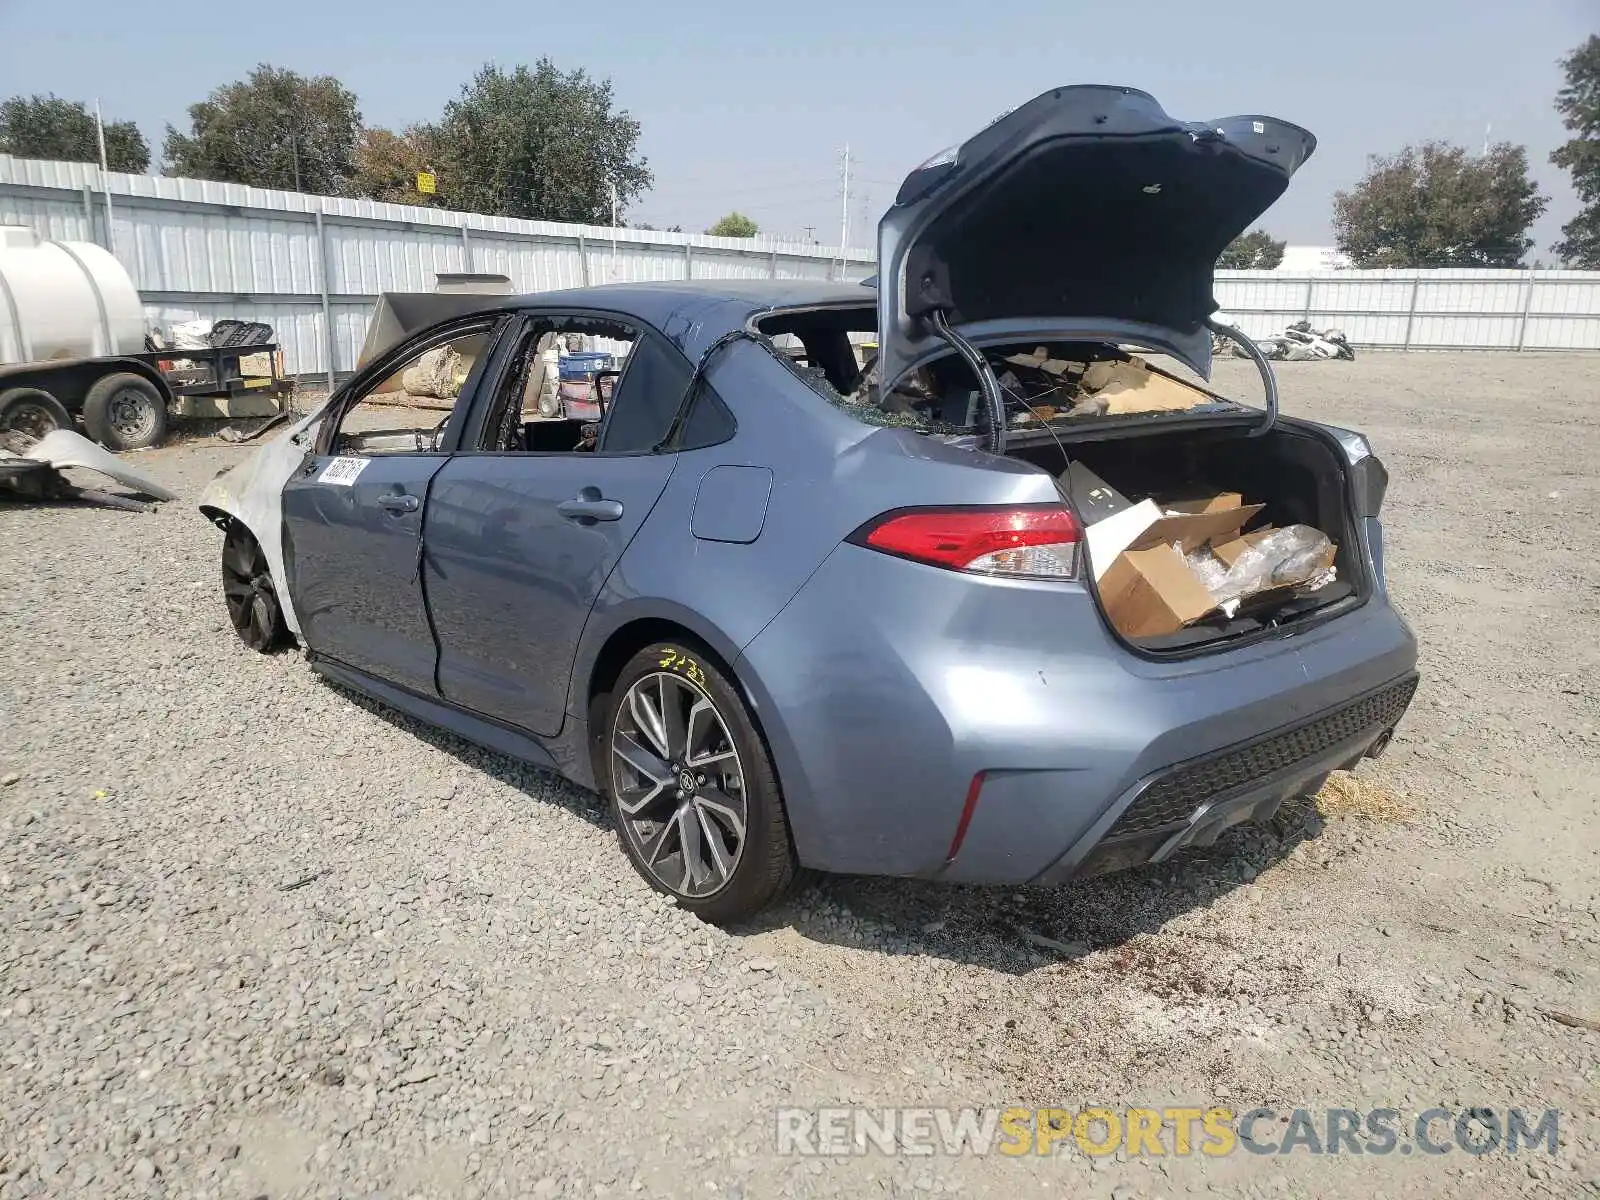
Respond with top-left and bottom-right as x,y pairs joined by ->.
850,505 -> 1081,580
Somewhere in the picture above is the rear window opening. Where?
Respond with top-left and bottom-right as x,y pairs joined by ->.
752,304 -> 1254,439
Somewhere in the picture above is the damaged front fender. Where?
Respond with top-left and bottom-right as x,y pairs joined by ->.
198,404 -> 328,637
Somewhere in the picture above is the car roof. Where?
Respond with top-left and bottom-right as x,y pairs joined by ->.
506,279 -> 875,361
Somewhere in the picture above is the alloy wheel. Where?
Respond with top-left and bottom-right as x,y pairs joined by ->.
610,672 -> 748,898
222,532 -> 282,651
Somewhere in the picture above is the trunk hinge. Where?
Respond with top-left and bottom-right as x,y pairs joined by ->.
1207,316 -> 1278,437
925,308 -> 1008,455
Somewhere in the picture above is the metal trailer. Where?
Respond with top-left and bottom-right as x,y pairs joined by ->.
0,341 -> 292,451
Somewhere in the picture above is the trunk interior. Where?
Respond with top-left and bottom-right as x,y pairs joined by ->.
1007,422 -> 1366,653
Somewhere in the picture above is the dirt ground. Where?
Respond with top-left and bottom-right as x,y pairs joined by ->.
1,352 -> 1596,1199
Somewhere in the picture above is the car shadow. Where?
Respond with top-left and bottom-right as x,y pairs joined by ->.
745,803 -> 1332,976
318,677 -> 613,832
318,673 -> 1332,974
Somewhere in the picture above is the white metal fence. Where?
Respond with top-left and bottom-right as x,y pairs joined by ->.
0,156 -> 876,381
3,154 -> 1598,379
1213,270 -> 1600,352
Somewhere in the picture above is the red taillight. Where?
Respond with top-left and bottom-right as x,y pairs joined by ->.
853,505 -> 1081,580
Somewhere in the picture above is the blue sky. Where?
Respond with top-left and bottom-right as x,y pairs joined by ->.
1,0 -> 1592,253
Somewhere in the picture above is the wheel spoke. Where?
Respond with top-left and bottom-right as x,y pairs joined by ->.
613,730 -> 670,787
658,676 -> 689,760
676,803 -> 707,891
693,788 -> 746,843
617,780 -> 669,817
686,745 -> 737,769
629,686 -> 671,758
222,577 -> 254,600
641,810 -> 683,870
684,698 -> 718,761
693,805 -> 734,884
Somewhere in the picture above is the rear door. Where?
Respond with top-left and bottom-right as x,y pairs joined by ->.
281,317 -> 503,694
423,312 -> 687,736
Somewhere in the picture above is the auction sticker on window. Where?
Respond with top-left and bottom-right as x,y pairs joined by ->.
319,457 -> 370,486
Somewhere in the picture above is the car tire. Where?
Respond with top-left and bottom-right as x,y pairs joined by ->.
83,373 -> 169,451
603,641 -> 798,924
0,387 -> 72,441
221,524 -> 288,653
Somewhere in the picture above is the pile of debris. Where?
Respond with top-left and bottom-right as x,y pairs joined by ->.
850,346 -> 1227,428
1216,319 -> 1355,362
148,318 -> 274,353
0,429 -> 176,513
996,349 -> 1212,423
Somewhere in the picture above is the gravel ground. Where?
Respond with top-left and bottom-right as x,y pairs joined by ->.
2,352 -> 1597,1199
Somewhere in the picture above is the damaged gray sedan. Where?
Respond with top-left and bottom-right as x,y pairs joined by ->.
201,85 -> 1417,923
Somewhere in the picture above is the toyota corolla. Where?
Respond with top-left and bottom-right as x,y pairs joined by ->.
201,86 -> 1417,922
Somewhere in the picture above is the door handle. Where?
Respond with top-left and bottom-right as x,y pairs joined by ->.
556,487 -> 624,523
378,493 -> 420,514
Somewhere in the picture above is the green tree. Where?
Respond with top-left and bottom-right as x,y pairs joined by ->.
348,125 -> 445,206
432,61 -> 650,223
1217,229 -> 1285,270
1332,141 -> 1547,267
162,65 -> 361,194
0,94 -> 149,171
1552,35 -> 1600,268
707,212 -> 758,238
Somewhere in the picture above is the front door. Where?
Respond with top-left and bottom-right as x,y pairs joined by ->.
283,452 -> 447,692
424,316 -> 688,735
281,318 -> 502,695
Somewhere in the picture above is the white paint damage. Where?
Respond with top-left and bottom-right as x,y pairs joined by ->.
22,430 -> 179,501
198,403 -> 329,637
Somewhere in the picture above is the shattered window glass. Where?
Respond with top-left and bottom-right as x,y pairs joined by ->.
752,306 -> 1249,442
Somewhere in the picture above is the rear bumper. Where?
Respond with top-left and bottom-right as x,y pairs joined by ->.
736,542 -> 1418,883
1031,672 -> 1417,884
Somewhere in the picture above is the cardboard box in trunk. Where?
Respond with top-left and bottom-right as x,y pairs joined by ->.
1098,544 -> 1218,637
1091,495 -> 1266,638
1163,492 -> 1244,516
1129,503 -> 1264,554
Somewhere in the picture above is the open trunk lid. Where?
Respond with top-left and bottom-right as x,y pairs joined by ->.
874,85 -> 1316,394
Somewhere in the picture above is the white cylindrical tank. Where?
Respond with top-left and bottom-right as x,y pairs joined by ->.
0,225 -> 145,366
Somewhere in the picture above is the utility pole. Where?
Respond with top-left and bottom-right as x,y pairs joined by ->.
292,133 -> 302,192
93,98 -> 115,259
837,144 -> 852,270
609,178 -> 619,280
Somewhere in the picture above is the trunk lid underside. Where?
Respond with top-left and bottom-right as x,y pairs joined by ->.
874,84 -> 1316,393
